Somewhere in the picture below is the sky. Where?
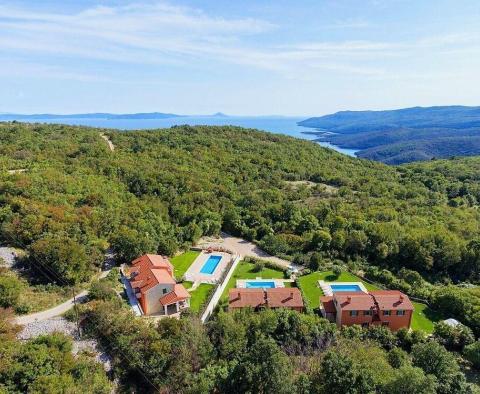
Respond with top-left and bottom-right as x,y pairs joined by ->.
1,0 -> 480,116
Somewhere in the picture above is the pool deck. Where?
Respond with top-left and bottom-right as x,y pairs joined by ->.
318,280 -> 368,296
236,278 -> 288,288
184,251 -> 232,284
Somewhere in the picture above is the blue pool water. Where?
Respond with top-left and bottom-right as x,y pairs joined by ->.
200,255 -> 222,274
330,284 -> 362,292
245,281 -> 276,289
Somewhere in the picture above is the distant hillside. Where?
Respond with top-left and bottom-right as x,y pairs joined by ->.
298,106 -> 480,164
0,112 -> 182,120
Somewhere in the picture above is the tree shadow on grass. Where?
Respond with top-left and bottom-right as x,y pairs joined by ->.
423,306 -> 443,324
324,274 -> 338,282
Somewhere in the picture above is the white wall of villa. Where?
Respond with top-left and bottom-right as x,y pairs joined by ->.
144,283 -> 174,314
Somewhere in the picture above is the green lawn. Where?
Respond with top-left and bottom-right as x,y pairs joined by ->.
189,283 -> 215,313
411,301 -> 442,333
170,250 -> 200,279
297,271 -> 378,309
297,270 -> 440,333
221,261 -> 288,300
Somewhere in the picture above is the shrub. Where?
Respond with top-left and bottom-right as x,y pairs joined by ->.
0,274 -> 23,308
332,266 -> 342,279
253,260 -> 265,273
387,347 -> 410,368
433,321 -> 474,351
463,341 -> 480,369
89,280 -> 118,302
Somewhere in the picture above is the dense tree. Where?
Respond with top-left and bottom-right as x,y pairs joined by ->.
226,335 -> 294,394
382,365 -> 437,394
433,321 -> 475,351
0,273 -> 22,308
29,235 -> 94,285
464,341 -> 480,369
0,332 -> 110,393
412,341 -> 470,394
2,122 -> 480,287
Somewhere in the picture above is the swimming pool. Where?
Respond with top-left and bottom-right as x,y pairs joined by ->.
330,284 -> 362,292
200,255 -> 222,274
245,281 -> 276,289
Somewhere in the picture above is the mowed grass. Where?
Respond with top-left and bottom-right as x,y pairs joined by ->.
411,301 -> 442,333
297,271 -> 378,309
189,283 -> 215,313
170,250 -> 200,279
221,261 -> 288,301
297,270 -> 440,333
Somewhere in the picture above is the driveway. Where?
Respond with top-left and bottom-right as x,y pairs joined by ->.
14,252 -> 114,325
15,291 -> 89,325
198,232 -> 300,270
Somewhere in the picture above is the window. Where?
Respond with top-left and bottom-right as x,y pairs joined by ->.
383,310 -> 391,316
362,322 -> 369,328
162,288 -> 167,294
363,310 -> 372,316
350,310 -> 358,317
382,322 -> 389,327
397,310 -> 405,316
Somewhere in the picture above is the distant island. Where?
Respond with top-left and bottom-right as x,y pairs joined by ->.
0,112 -> 183,120
299,106 -> 480,164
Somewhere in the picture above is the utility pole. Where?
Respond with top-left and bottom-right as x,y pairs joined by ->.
72,287 -> 81,338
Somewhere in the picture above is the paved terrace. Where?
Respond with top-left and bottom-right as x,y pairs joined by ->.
183,251 -> 231,284
198,232 -> 298,270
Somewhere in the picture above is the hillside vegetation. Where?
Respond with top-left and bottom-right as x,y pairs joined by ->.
2,122 -> 480,392
299,106 -> 480,163
0,122 -> 479,287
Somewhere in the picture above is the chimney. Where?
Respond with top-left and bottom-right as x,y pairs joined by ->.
290,291 -> 294,299
238,292 -> 241,300
399,295 -> 404,303
347,296 -> 351,303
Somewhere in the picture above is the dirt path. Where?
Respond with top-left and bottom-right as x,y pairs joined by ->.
100,133 -> 115,151
15,267 -> 112,325
198,232 -> 299,270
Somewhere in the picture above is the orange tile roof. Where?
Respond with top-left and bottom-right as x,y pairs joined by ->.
266,288 -> 304,308
229,288 -> 303,309
229,289 -> 264,308
159,284 -> 191,306
370,290 -> 414,311
145,254 -> 173,271
334,292 -> 376,311
151,268 -> 176,285
129,254 -> 175,294
320,296 -> 336,313
331,290 -> 414,312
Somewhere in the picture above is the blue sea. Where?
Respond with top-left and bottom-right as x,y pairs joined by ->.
3,115 -> 358,157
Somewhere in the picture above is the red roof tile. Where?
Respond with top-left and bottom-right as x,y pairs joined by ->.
370,290 -> 414,311
331,290 -> 414,312
320,296 -> 336,313
159,284 -> 191,306
334,292 -> 375,311
129,254 -> 175,294
229,288 -> 303,309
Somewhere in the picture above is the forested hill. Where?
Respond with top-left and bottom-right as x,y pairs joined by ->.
298,106 -> 480,164
0,122 -> 479,287
299,106 -> 480,131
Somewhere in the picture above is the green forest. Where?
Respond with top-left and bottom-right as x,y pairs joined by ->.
1,122 -> 480,392
299,106 -> 480,164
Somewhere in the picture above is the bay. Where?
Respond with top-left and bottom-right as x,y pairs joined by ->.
3,115 -> 358,157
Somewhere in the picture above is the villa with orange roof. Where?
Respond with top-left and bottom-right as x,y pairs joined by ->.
229,287 -> 304,312
320,290 -> 414,331
128,254 -> 191,316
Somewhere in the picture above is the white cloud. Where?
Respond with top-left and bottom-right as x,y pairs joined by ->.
0,1 -> 479,83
